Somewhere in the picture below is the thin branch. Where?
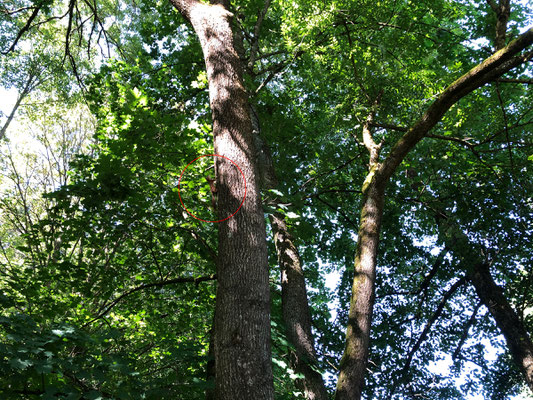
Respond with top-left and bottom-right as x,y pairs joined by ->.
254,50 -> 304,95
497,78 -> 533,84
494,83 -> 515,169
84,274 -> 217,327
426,133 -> 503,180
343,21 -> 371,102
0,72 -> 37,140
253,60 -> 289,76
248,0 -> 272,71
314,194 -> 359,229
426,133 -> 474,147
21,9 -> 70,31
255,49 -> 287,60
417,248 -> 447,296
478,118 -> 533,145
2,2 -> 43,54
452,301 -> 483,360
370,122 -> 408,132
298,155 -> 360,192
388,277 -> 467,398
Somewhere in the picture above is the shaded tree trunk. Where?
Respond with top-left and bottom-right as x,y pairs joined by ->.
169,1 -> 273,399
205,319 -> 216,400
270,212 -> 329,400
468,263 -> 533,391
487,0 -> 511,51
335,182 -> 385,400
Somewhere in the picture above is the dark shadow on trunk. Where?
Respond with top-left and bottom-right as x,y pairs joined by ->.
270,212 -> 330,400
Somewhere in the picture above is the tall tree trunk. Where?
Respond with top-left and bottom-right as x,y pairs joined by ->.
335,95 -> 387,400
468,263 -> 533,390
169,1 -> 273,399
487,0 -> 511,50
335,181 -> 385,400
335,28 -> 533,400
270,212 -> 329,400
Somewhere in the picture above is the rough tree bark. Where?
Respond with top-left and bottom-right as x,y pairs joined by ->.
169,1 -> 273,399
236,4 -> 326,395
335,27 -> 533,400
487,0 -> 511,51
335,94 -> 387,400
270,212 -> 330,400
468,262 -> 533,391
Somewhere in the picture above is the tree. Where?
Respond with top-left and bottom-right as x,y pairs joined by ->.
270,212 -> 329,400
167,2 -> 273,398
335,26 -> 533,399
1,0 -> 532,398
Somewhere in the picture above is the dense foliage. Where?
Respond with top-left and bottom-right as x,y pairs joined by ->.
0,0 -> 531,398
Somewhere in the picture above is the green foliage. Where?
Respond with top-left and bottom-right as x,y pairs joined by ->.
1,0 -> 532,398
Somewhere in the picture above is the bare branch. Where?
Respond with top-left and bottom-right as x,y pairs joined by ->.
1,5 -> 37,16
298,155 -> 360,192
370,122 -> 408,132
343,21 -> 371,102
254,58 -> 290,94
497,78 -> 533,84
0,71 -> 39,140
255,49 -> 287,60
494,83 -> 515,169
426,133 -> 504,180
314,194 -> 359,229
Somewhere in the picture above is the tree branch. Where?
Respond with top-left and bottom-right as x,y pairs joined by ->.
168,0 -> 202,23
387,277 -> 467,398
298,155 -> 360,192
0,71 -> 39,140
2,2 -> 43,54
254,51 -> 304,94
378,27 -> 533,183
314,195 -> 359,229
426,133 -> 503,180
497,78 -> 533,84
84,274 -> 217,326
493,0 -> 510,51
369,122 -> 408,132
452,301 -> 483,360
361,90 -> 383,166
248,0 -> 272,71
467,263 -> 533,390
